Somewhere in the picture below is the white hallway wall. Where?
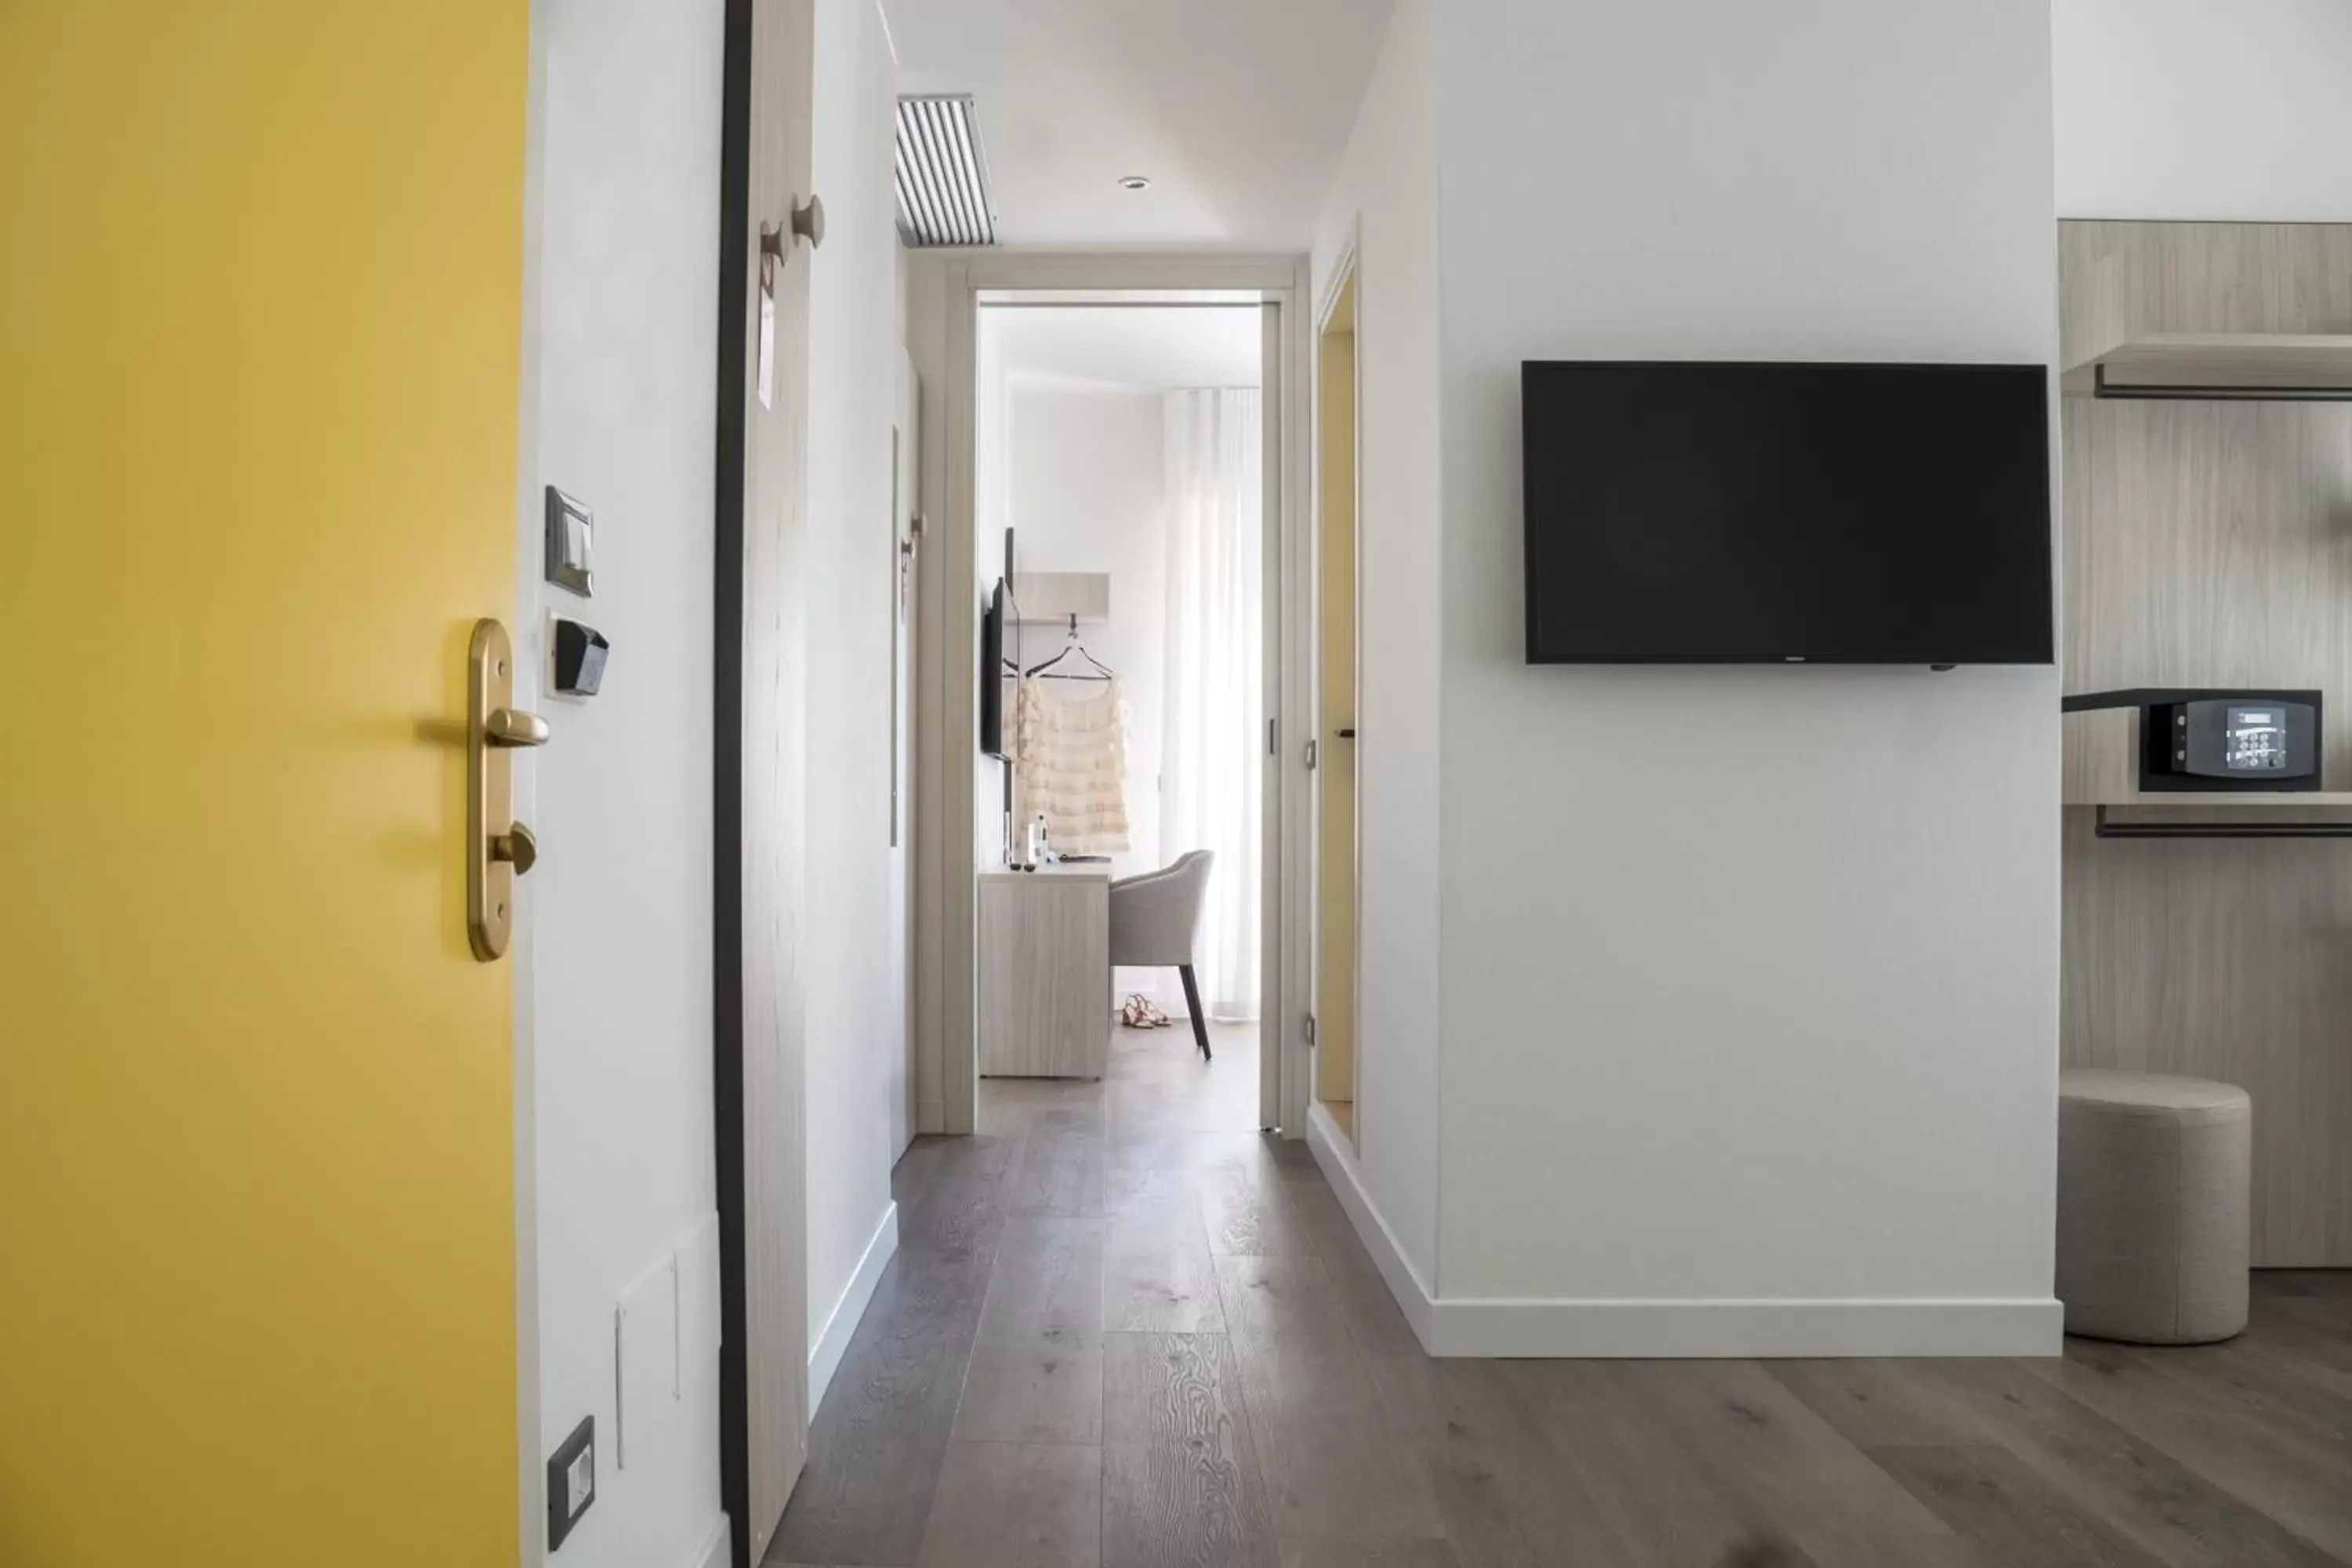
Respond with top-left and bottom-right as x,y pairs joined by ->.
520,8 -> 913,1568
522,2 -> 726,1564
802,0 -> 908,1411
975,311 -> 1011,869
2053,0 -> 2352,221
1313,0 -> 2063,1354
1307,0 -> 1445,1290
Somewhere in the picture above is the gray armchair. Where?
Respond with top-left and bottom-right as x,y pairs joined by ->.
1109,850 -> 1216,1060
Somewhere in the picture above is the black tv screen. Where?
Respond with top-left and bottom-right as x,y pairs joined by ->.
1521,361 -> 2052,664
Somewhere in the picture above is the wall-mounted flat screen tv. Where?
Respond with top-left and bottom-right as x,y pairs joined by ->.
1521,361 -> 2053,665
979,579 -> 1009,760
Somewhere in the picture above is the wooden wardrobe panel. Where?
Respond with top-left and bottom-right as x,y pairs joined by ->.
2059,220 -> 2352,1265
2062,809 -> 2352,1265
720,0 -> 815,1558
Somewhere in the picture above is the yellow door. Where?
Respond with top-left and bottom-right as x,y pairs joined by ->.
1315,269 -> 1359,1139
0,6 -> 531,1565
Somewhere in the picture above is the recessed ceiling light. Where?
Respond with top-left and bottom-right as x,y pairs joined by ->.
1116,175 -> 1152,191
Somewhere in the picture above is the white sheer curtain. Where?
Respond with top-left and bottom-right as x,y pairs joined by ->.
1160,388 -> 1262,1021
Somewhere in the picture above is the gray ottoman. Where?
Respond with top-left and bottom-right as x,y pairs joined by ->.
2057,1069 -> 2250,1345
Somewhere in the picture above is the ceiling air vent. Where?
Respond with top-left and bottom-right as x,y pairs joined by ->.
895,95 -> 999,248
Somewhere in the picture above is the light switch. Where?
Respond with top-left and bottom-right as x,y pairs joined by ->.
546,1416 -> 594,1552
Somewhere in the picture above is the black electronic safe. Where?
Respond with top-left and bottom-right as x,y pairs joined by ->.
2064,688 -> 2323,793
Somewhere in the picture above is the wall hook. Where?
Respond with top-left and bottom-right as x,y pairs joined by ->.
792,193 -> 826,249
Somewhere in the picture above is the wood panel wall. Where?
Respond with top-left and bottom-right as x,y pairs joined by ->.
2060,220 -> 2352,1266
719,0 -> 815,1558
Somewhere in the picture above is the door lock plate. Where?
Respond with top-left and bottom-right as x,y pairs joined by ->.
468,619 -> 546,961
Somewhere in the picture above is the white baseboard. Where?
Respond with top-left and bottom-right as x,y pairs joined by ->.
1305,1104 -> 2063,1359
1305,1101 -> 1438,1352
1428,1294 -> 2063,1358
682,1515 -> 729,1568
808,1201 -> 898,1414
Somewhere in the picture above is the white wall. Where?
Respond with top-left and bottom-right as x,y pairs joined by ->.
522,2 -> 725,1563
1001,378 -> 1172,996
1004,379 -> 1169,890
902,252 -> 955,1136
975,310 -> 1012,869
801,0 -> 906,1410
2054,0 -> 2352,220
1425,0 -> 2060,1348
1307,0 -> 1445,1289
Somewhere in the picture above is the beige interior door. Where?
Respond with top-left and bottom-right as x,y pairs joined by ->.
728,0 -> 816,1558
891,354 -> 921,1157
1261,300 -> 1288,1132
1315,270 -> 1359,1142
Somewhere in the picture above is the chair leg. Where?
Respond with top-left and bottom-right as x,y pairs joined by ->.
1178,965 -> 1211,1061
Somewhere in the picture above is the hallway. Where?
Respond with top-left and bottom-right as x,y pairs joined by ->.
770,1025 -> 2352,1568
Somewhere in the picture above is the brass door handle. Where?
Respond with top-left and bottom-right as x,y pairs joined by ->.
492,822 -> 539,876
486,707 -> 550,747
467,619 -> 543,961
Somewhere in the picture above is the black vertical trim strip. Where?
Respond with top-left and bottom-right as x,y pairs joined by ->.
712,2 -> 753,1566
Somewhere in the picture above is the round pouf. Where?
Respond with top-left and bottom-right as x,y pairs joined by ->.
2057,1069 -> 2251,1345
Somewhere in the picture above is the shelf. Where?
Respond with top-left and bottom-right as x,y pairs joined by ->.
1011,571 -> 1109,625
2063,333 -> 2352,401
2061,704 -> 2352,806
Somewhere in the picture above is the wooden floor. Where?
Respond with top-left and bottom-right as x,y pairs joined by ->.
769,1022 -> 2352,1567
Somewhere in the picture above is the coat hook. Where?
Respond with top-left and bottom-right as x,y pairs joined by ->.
792,193 -> 826,249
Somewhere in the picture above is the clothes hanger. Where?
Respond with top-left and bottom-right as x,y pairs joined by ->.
1024,614 -> 1114,681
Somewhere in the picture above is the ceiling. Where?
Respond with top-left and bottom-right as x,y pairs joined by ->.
985,306 -> 1263,389
881,0 -> 1397,249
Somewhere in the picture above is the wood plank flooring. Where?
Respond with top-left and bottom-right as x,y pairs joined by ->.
768,1022 -> 2352,1567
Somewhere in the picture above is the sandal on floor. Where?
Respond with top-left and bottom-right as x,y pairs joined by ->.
1121,993 -> 1155,1029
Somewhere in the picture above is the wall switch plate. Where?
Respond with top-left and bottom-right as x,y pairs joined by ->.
546,1415 -> 594,1552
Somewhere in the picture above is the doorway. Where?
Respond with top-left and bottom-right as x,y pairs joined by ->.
972,294 -> 1272,1133
1314,261 -> 1360,1145
911,256 -> 1307,1146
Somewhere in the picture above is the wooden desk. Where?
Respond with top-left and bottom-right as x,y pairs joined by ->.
978,866 -> 1110,1078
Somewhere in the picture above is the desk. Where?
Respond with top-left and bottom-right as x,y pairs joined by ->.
978,866 -> 1110,1078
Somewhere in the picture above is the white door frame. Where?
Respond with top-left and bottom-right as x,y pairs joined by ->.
914,251 -> 1313,1138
